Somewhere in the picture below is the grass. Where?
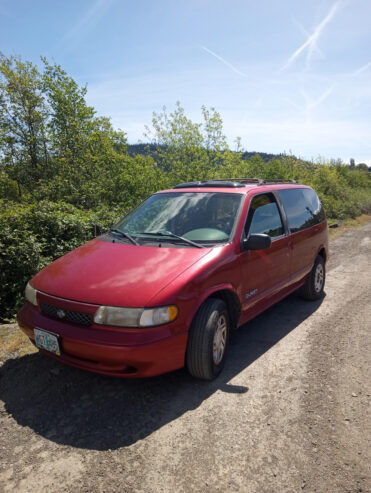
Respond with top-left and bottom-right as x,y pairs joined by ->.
1,214 -> 370,359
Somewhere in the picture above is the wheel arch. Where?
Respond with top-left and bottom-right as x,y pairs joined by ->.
317,246 -> 327,263
189,285 -> 241,330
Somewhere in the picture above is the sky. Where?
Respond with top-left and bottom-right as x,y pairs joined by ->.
1,0 -> 370,164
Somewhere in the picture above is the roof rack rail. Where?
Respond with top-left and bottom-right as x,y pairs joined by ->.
259,178 -> 297,185
173,178 -> 298,189
209,178 -> 260,184
218,178 -> 298,185
173,180 -> 245,189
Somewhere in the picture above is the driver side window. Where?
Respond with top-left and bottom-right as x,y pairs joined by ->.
245,193 -> 284,238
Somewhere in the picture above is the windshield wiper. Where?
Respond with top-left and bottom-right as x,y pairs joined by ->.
140,230 -> 203,248
110,228 -> 139,246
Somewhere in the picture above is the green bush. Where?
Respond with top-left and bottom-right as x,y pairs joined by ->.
0,225 -> 44,321
0,200 -> 125,321
0,172 -> 20,201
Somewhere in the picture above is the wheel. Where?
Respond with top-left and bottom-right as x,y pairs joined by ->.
186,298 -> 230,380
299,255 -> 325,300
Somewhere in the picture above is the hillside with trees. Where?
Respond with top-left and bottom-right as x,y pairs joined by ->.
128,143 -> 288,163
1,54 -> 371,320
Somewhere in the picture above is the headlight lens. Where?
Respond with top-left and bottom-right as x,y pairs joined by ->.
25,282 -> 38,306
139,306 -> 178,327
94,305 -> 178,327
94,306 -> 143,327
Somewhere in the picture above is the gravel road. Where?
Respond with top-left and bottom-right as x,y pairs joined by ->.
0,223 -> 370,493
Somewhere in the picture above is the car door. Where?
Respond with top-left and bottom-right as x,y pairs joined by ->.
239,192 -> 292,319
277,188 -> 324,283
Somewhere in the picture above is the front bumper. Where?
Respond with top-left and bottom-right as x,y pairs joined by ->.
17,300 -> 188,378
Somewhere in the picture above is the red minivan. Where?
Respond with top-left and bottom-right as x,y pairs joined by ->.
18,179 -> 328,380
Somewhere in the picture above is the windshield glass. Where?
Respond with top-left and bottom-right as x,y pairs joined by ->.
113,192 -> 243,244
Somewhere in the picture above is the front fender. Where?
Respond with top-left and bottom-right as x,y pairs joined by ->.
184,283 -> 240,330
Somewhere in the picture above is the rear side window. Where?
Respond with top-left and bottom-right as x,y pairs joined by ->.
246,193 -> 284,238
278,188 -> 325,233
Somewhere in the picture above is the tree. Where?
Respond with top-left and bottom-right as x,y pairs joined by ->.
144,102 -> 235,183
0,54 -> 130,207
41,58 -> 96,165
0,54 -> 49,190
357,163 -> 369,172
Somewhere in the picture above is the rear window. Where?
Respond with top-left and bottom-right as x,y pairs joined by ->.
278,188 -> 325,233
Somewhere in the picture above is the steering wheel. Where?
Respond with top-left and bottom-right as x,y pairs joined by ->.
183,228 -> 229,241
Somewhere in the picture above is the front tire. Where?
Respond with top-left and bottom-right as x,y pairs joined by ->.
186,299 -> 229,380
299,255 -> 325,300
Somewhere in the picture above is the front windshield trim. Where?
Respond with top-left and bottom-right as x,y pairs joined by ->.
111,191 -> 245,247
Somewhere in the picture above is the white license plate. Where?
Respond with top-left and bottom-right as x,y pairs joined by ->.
34,328 -> 61,356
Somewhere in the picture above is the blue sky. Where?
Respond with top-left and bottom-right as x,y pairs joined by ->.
1,0 -> 370,163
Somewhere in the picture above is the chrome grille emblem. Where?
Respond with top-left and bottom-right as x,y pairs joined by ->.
56,309 -> 66,319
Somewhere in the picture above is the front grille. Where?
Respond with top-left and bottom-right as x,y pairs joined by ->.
40,301 -> 92,326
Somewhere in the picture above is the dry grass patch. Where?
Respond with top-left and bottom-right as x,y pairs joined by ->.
0,324 -> 36,360
329,214 -> 371,239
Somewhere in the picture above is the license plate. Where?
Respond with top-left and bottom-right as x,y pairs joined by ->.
34,328 -> 61,356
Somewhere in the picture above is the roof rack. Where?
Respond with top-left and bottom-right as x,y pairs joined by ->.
173,180 -> 245,189
173,178 -> 297,189
259,178 -> 297,185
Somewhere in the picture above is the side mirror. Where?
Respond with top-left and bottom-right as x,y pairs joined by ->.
241,233 -> 272,251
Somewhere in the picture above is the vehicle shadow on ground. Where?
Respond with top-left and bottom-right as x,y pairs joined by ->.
0,293 -> 324,451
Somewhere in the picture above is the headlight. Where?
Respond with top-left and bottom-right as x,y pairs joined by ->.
94,306 -> 142,327
139,306 -> 178,327
94,305 -> 178,327
25,282 -> 38,306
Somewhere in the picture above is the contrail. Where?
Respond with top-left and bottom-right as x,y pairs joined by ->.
302,86 -> 335,110
352,60 -> 371,76
291,17 -> 323,58
201,46 -> 248,78
62,0 -> 115,42
280,1 -> 340,71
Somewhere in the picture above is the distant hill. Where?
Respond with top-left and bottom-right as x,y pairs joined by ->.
127,144 -> 289,163
240,151 -> 287,162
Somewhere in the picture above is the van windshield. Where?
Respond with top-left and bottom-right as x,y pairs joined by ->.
113,192 -> 243,245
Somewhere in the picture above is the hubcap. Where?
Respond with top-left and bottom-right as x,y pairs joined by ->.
314,263 -> 324,292
213,314 -> 227,365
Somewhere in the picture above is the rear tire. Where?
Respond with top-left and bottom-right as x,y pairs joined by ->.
186,299 -> 229,380
299,255 -> 325,300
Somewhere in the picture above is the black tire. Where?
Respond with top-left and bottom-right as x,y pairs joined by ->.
299,255 -> 325,300
186,298 -> 230,380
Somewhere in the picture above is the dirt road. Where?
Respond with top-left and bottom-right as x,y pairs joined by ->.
0,223 -> 370,493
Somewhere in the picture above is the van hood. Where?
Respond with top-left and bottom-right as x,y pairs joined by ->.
32,237 -> 211,307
